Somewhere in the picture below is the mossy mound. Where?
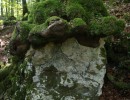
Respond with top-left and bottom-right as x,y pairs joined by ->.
29,16 -> 69,47
28,0 -> 63,24
28,0 -> 108,24
11,21 -> 35,41
10,22 -> 35,57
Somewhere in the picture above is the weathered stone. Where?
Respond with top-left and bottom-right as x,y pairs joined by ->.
24,38 -> 106,99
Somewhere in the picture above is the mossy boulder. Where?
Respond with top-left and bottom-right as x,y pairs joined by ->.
29,16 -> 70,47
28,0 -> 108,24
9,22 -> 35,57
11,21 -> 35,41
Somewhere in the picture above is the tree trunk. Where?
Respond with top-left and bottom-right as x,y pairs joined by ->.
1,0 -> 3,16
11,0 -> 14,16
22,0 -> 28,17
5,1 -> 8,18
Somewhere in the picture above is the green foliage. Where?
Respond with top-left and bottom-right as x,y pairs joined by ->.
90,16 -> 125,36
0,20 -> 3,25
123,13 -> 130,23
3,20 -> 17,26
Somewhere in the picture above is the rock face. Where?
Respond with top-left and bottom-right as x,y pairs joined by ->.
25,38 -> 106,100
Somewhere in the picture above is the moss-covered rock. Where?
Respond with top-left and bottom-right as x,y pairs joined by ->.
29,16 -> 70,47
11,21 -> 35,41
28,0 -> 63,24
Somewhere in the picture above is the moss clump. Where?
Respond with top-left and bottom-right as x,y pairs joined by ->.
11,21 -> 35,42
29,23 -> 47,35
66,0 -> 108,22
29,16 -> 70,48
28,0 -> 63,24
66,3 -> 86,20
90,16 -> 125,36
28,0 -> 108,24
45,16 -> 67,25
100,47 -> 106,58
70,18 -> 86,28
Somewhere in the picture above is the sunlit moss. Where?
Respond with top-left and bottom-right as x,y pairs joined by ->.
70,18 -> 86,28
28,0 -> 63,24
11,21 -> 35,42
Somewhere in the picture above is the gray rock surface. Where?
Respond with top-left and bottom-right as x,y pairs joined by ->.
25,38 -> 106,100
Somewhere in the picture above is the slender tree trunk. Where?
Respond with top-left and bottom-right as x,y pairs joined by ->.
22,0 -> 28,16
11,0 -> 14,16
17,0 -> 19,18
6,1 -> 8,18
8,0 -> 11,16
1,0 -> 3,16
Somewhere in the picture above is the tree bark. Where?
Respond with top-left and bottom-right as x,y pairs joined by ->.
11,0 -> 14,16
1,0 -> 3,16
22,0 -> 28,17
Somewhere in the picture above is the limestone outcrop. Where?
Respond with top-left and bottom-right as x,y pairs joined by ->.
24,38 -> 106,100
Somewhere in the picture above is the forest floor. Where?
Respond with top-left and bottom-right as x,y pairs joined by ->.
100,1 -> 130,100
0,1 -> 130,100
0,26 -> 14,67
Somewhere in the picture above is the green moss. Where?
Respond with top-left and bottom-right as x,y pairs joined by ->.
11,21 -> 35,42
100,48 -> 106,58
90,16 -> 125,36
70,18 -> 86,27
45,16 -> 67,25
96,64 -> 104,70
123,13 -> 130,23
29,23 -> 47,35
66,3 -> 86,20
67,0 -> 108,22
28,0 -> 63,24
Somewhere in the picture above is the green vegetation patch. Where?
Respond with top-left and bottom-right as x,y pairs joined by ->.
11,21 -> 35,41
70,18 -> 86,28
28,0 -> 63,24
90,16 -> 125,36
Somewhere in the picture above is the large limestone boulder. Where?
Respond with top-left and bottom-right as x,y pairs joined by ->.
24,38 -> 106,100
